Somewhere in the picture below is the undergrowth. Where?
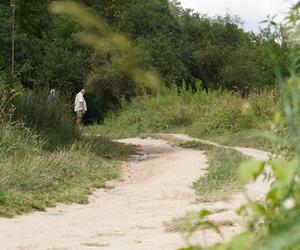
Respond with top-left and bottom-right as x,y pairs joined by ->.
0,85 -> 136,217
179,140 -> 248,202
165,211 -> 234,233
0,123 -> 131,217
12,90 -> 80,151
85,87 -> 277,150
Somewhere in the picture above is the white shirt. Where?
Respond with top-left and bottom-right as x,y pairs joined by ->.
74,92 -> 87,112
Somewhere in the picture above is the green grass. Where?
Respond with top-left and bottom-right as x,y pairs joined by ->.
165,211 -> 234,233
165,212 -> 200,233
12,90 -> 80,151
0,85 -> 137,217
85,88 -> 277,150
81,136 -> 138,161
177,140 -> 216,151
190,130 -> 273,151
0,123 -> 136,217
181,141 -> 249,202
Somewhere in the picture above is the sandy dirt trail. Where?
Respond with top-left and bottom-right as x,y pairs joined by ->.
0,135 -> 269,250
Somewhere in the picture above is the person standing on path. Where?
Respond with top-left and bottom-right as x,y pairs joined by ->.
74,89 -> 87,127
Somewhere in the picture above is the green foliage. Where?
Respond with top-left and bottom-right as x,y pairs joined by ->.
86,86 -> 277,150
0,83 -> 136,216
0,122 -> 121,217
193,146 -> 248,202
182,4 -> 300,249
0,0 -> 290,121
11,89 -> 80,150
178,140 -> 247,201
239,160 -> 265,185
0,83 -> 19,122
211,156 -> 300,250
178,209 -> 223,250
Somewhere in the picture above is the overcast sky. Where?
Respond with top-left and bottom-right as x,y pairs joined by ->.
179,0 -> 296,32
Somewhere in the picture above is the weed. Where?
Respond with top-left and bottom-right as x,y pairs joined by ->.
193,147 -> 248,202
165,212 -> 235,233
165,212 -> 199,233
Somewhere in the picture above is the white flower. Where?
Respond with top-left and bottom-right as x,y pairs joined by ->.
283,198 -> 296,210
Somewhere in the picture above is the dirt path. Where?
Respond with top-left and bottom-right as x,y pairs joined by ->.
0,135 -> 269,250
160,134 -> 269,160
154,134 -> 270,245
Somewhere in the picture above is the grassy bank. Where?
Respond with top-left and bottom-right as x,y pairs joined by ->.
0,123 -> 136,217
178,141 -> 248,202
0,85 -> 136,217
194,147 -> 247,201
85,87 -> 277,150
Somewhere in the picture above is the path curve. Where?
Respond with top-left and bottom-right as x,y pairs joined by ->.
0,135 -> 270,250
0,138 -> 207,250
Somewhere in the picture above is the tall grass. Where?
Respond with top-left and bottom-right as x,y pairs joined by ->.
0,84 -> 136,217
0,123 -> 120,217
86,86 -> 277,150
12,90 -> 80,150
0,120 -> 135,217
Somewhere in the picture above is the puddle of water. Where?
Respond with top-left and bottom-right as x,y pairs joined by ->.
129,153 -> 162,162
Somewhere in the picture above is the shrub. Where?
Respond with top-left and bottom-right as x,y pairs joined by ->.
11,89 -> 80,150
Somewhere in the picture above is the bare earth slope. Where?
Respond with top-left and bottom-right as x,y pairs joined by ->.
0,135 -> 269,250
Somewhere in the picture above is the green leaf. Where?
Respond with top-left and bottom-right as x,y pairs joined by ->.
270,159 -> 296,185
239,160 -> 265,185
262,217 -> 300,250
227,233 -> 252,250
198,209 -> 212,218
267,181 -> 287,204
202,221 -> 223,237
249,203 -> 268,217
